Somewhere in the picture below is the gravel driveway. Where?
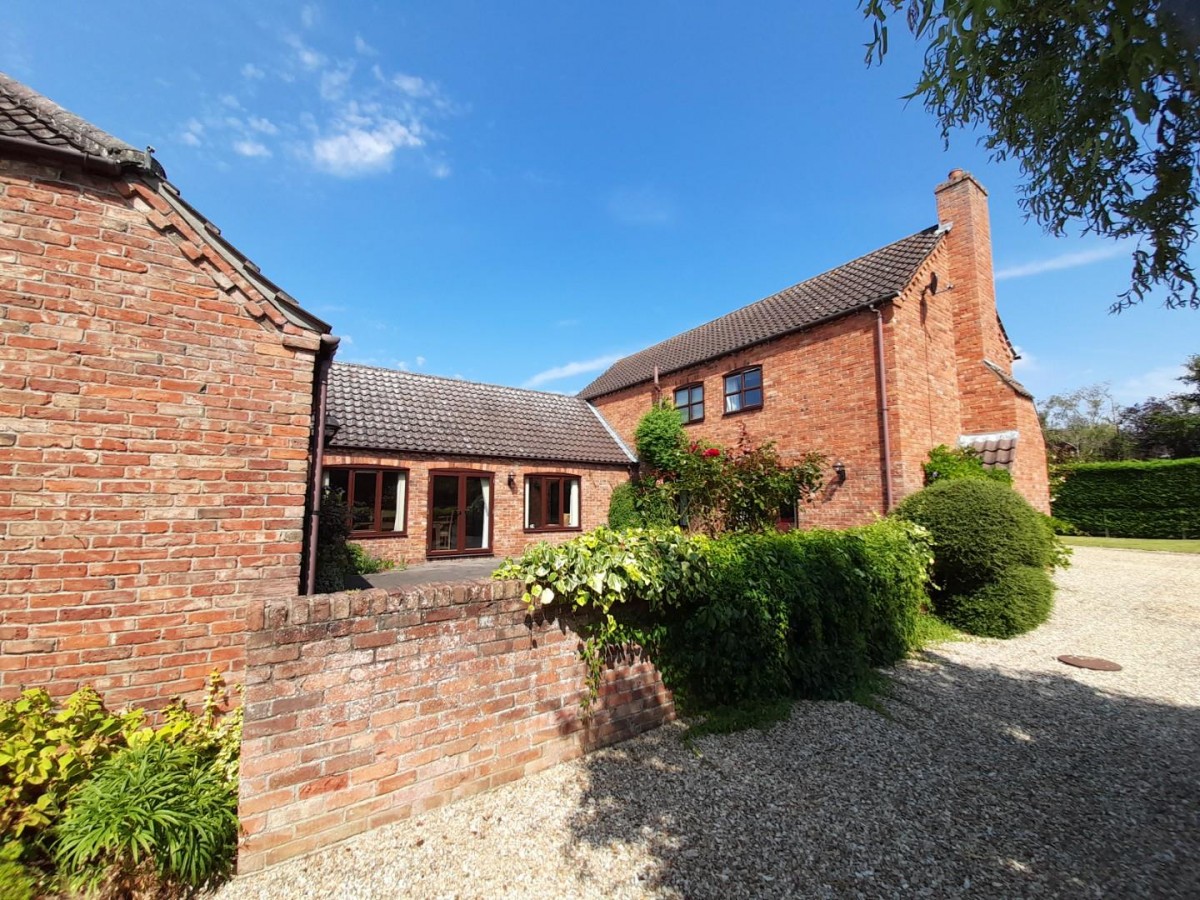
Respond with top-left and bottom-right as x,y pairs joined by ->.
216,547 -> 1200,899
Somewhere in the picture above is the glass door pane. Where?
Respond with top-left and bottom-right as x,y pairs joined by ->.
463,477 -> 489,550
430,475 -> 459,552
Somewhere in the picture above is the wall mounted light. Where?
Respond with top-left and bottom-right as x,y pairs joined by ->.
833,461 -> 847,484
323,413 -> 341,445
507,472 -> 516,489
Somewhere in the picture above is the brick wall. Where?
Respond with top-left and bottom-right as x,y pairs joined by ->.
885,241 -> 964,498
321,452 -> 631,563
0,157 -> 321,708
1012,390 -> 1051,513
237,578 -> 674,872
589,312 -> 892,528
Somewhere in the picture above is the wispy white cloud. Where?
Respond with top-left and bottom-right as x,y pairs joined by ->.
178,30 -> 455,178
311,117 -> 424,176
995,244 -> 1126,281
300,3 -> 320,29
1113,364 -> 1187,403
415,356 -> 426,367
247,116 -> 278,135
285,33 -> 326,71
233,139 -> 271,158
179,118 -> 204,147
523,354 -> 624,388
605,187 -> 675,226
319,63 -> 354,101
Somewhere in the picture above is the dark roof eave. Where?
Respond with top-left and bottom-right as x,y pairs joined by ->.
325,442 -> 633,468
0,132 -> 135,176
580,290 -> 902,401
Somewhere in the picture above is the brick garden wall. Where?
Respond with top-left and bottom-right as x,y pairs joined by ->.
0,157 -> 321,708
321,452 -> 631,565
237,577 -> 674,872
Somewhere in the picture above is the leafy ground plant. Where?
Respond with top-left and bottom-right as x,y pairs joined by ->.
54,742 -> 238,897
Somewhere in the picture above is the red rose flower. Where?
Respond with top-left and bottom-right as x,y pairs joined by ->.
703,448 -> 721,458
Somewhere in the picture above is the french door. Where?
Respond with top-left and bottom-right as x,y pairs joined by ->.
427,472 -> 492,556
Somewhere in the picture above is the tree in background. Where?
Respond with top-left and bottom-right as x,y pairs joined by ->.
861,0 -> 1200,312
1037,384 -> 1132,462
1121,353 -> 1200,458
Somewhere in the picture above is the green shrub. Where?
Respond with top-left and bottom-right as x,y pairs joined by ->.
1043,513 -> 1080,536
634,400 -> 686,474
941,565 -> 1055,638
0,843 -> 39,900
666,520 -> 930,707
1051,457 -> 1200,538
497,519 -> 932,711
607,481 -> 640,529
0,687 -> 141,870
54,742 -> 238,895
924,444 -> 1013,485
348,542 -> 397,575
893,478 -> 1060,597
0,674 -> 242,894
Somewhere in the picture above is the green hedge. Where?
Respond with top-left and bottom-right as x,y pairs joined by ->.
498,520 -> 932,711
661,520 -> 929,707
1052,458 -> 1200,538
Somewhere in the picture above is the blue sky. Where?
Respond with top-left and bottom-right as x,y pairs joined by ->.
6,2 -> 1196,406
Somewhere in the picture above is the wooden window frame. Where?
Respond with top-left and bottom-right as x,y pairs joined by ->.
723,365 -> 764,416
426,468 -> 495,558
524,474 -> 583,533
673,382 -> 705,425
324,466 -> 409,537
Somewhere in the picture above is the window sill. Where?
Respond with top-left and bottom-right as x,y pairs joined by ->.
523,526 -> 583,534
722,405 -> 763,418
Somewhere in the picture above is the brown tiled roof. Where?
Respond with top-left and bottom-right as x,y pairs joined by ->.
0,71 -> 158,173
327,363 -> 635,465
579,227 -> 945,399
960,433 -> 1018,470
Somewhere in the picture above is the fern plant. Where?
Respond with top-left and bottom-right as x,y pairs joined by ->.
54,742 -> 238,895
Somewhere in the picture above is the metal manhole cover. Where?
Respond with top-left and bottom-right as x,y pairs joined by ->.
1057,655 -> 1122,672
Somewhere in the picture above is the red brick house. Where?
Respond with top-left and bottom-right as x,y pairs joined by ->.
0,73 -> 336,707
0,69 -> 1048,712
582,171 -> 1050,523
322,363 -> 633,564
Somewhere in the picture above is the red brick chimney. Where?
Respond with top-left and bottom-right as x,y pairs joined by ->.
934,169 -> 1018,434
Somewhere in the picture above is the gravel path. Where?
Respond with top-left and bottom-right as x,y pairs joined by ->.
216,547 -> 1200,899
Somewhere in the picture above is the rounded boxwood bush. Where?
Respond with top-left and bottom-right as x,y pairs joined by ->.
893,478 -> 1055,596
941,565 -> 1054,637
607,481 -> 640,529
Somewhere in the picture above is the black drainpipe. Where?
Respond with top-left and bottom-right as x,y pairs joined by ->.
303,334 -> 340,595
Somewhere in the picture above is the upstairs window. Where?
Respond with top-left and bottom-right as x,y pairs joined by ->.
673,383 -> 704,424
525,475 -> 581,531
323,467 -> 408,535
724,366 -> 763,414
